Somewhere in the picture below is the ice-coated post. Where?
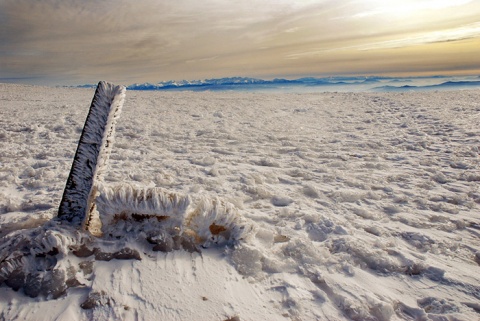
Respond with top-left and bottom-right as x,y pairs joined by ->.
58,81 -> 125,228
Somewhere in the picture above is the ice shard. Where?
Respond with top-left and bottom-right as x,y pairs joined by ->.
58,81 -> 125,228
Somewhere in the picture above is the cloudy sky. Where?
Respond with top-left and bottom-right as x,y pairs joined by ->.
1,0 -> 480,85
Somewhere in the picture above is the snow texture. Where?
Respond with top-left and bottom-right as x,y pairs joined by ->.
1,83 -> 479,321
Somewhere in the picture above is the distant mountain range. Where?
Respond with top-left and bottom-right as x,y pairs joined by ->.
125,76 -> 385,91
373,80 -> 480,92
76,76 -> 480,92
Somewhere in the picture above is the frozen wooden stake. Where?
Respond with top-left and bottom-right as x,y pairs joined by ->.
58,81 -> 126,229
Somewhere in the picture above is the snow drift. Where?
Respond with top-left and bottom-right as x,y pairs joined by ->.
1,83 -> 479,321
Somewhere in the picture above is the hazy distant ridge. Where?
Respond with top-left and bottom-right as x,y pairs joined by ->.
76,76 -> 480,92
125,76 -> 385,91
373,80 -> 480,92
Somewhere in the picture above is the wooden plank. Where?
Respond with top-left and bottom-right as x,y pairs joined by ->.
58,81 -> 125,228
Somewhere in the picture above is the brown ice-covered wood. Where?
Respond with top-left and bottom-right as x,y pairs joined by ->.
58,81 -> 125,228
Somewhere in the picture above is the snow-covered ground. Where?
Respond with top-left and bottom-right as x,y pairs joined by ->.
1,83 -> 479,321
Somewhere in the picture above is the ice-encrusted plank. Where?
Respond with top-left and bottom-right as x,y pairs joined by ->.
58,81 -> 125,227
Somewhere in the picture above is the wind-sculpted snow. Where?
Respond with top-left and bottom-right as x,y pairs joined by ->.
95,184 -> 191,229
95,183 -> 255,247
1,84 -> 479,321
0,223 -> 83,298
0,184 -> 256,300
186,195 -> 256,246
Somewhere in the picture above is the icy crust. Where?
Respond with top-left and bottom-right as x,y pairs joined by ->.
0,221 -> 148,299
95,184 -> 191,229
0,224 -> 83,299
186,196 -> 256,246
0,186 -> 257,300
96,183 -> 256,247
58,81 -> 125,228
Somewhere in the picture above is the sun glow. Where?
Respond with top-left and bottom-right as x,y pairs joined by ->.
358,0 -> 474,17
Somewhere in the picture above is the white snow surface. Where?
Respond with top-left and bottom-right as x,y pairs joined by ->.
1,83 -> 479,321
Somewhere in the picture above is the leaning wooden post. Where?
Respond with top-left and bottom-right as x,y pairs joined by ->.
58,81 -> 126,229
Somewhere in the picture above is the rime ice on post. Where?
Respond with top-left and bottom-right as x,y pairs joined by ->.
58,81 -> 125,229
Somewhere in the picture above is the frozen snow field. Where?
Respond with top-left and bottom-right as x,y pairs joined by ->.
0,83 -> 479,321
